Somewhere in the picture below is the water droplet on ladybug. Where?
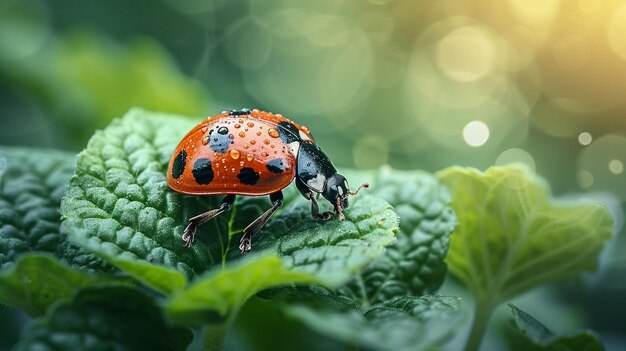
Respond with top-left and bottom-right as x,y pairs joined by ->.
247,154 -> 254,161
243,144 -> 249,149
201,126 -> 208,133
239,131 -> 245,137
221,158 -> 226,163
218,127 -> 228,134
230,149 -> 240,159
270,144 -> 275,148
250,140 -> 256,145
263,139 -> 270,145
235,124 -> 241,128
261,152 -> 268,157
239,161 -> 245,166
229,134 -> 234,139
202,136 -> 209,145
268,128 -> 279,138
231,168 -> 236,172
238,119 -> 244,123
256,131 -> 262,136
247,122 -> 254,128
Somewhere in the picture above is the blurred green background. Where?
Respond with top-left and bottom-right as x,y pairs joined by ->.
1,0 -> 625,350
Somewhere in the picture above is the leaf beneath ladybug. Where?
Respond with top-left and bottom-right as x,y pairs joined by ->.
60,109 -> 399,297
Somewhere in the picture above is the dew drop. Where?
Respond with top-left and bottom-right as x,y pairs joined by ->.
270,144 -> 275,148
240,161 -> 245,166
247,154 -> 254,161
231,168 -> 236,172
221,158 -> 226,163
263,139 -> 270,145
239,131 -> 246,138
229,134 -> 234,139
202,136 -> 209,145
243,144 -> 249,149
230,149 -> 240,159
261,151 -> 268,157
256,131 -> 262,136
250,140 -> 256,145
238,119 -> 244,124
201,126 -> 208,133
268,128 -> 280,138
247,122 -> 255,128
235,124 -> 241,128
218,126 -> 228,135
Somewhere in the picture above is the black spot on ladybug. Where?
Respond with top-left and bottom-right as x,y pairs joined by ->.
278,122 -> 301,144
237,167 -> 260,185
171,149 -> 186,179
209,126 -> 230,153
266,158 -> 286,173
230,108 -> 251,116
192,158 -> 214,185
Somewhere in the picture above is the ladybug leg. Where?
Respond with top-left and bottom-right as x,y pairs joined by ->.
239,191 -> 283,254
182,194 -> 236,248
304,192 -> 333,221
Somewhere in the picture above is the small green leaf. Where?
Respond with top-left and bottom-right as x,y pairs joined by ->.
336,168 -> 455,306
166,255 -> 316,324
0,254 -> 121,316
61,109 -> 399,295
14,286 -> 192,351
0,147 -> 108,272
508,303 -> 604,351
284,295 -> 462,351
437,166 -> 613,303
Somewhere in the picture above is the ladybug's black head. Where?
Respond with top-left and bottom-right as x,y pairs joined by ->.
322,173 -> 368,221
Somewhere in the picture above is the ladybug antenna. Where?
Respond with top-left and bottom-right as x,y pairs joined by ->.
335,197 -> 345,222
349,183 -> 369,196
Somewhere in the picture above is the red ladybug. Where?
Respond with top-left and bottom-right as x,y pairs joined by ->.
167,108 -> 367,254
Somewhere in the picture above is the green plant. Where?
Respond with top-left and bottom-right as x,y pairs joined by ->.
0,110 -> 613,350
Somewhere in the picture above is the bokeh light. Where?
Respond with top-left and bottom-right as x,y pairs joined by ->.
495,148 -> 536,173
463,121 -> 490,147
578,132 -> 593,145
578,135 -> 626,199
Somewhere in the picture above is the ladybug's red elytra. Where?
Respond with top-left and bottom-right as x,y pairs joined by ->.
167,108 -> 367,254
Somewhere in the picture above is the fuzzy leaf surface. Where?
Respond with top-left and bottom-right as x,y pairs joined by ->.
438,166 -> 613,302
337,168 -> 455,306
0,147 -> 107,272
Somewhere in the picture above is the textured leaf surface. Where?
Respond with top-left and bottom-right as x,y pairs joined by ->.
336,168 -> 455,306
14,286 -> 192,351
61,109 -> 399,295
166,255 -> 316,324
438,166 -> 613,302
0,255 -> 118,316
284,295 -> 462,351
0,147 -> 107,272
508,304 -> 603,351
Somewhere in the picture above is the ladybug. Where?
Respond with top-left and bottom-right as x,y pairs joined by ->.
167,108 -> 367,254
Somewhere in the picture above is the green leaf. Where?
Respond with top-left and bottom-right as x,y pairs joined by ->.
336,168 -> 455,306
0,254 -> 121,316
508,303 -> 604,351
61,109 -> 399,295
14,286 -> 192,351
166,255 -> 316,324
0,147 -> 108,272
284,295 -> 463,351
437,166 -> 613,303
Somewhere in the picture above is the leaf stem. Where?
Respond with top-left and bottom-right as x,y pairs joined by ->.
202,322 -> 229,351
463,298 -> 495,351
